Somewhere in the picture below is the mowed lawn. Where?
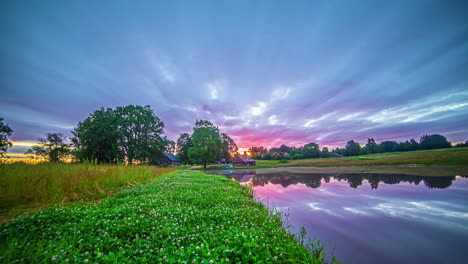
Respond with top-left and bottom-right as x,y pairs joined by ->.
0,170 -> 329,263
248,147 -> 468,168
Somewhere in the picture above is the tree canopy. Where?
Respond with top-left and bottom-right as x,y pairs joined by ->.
303,143 -> 321,158
188,120 -> 223,168
220,133 -> 238,163
365,138 -> 379,154
0,117 -> 13,157
72,105 -> 166,164
176,133 -> 193,164
419,134 -> 451,150
345,140 -> 361,156
27,133 -> 71,162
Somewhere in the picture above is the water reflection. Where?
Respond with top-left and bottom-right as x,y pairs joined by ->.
212,170 -> 467,189
208,168 -> 468,264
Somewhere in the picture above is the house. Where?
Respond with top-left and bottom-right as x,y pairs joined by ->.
232,154 -> 256,166
331,153 -> 343,158
158,152 -> 181,166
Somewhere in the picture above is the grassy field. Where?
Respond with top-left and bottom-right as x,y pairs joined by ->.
0,170 -> 334,263
213,147 -> 468,169
0,163 -> 176,222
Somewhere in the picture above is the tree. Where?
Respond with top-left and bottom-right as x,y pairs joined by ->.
365,138 -> 379,154
114,105 -> 165,164
321,147 -> 331,158
303,142 -> 321,158
0,117 -> 13,157
455,140 -> 468,148
72,105 -> 166,164
72,107 -> 121,163
263,152 -> 273,160
379,141 -> 398,153
278,144 -> 292,154
165,139 -> 176,154
409,138 -> 419,151
28,133 -> 71,162
249,146 -> 267,160
345,140 -> 361,156
220,133 -> 238,163
188,120 -> 223,169
176,133 -> 193,164
419,134 -> 451,150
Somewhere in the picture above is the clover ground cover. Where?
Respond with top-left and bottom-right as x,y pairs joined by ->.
0,170 -> 329,263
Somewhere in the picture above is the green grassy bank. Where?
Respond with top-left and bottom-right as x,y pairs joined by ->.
0,170 -> 333,263
0,163 -> 176,222
206,147 -> 468,170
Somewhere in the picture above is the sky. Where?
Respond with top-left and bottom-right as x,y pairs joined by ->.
1,0 -> 468,155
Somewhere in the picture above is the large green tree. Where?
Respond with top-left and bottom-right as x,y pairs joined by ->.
0,117 -> 13,157
365,138 -> 379,154
303,142 -> 321,158
321,147 -> 331,158
72,107 -> 122,163
188,120 -> 222,169
114,105 -> 165,164
345,140 -> 361,156
419,134 -> 451,150
176,133 -> 193,164
379,141 -> 398,153
72,105 -> 166,164
28,133 -> 71,162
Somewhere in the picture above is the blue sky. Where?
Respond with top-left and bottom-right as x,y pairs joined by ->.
1,0 -> 468,154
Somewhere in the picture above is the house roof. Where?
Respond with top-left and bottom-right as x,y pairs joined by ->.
234,154 -> 255,162
163,152 -> 180,162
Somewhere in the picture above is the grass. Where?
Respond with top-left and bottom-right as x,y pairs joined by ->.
204,147 -> 468,170
0,162 -> 176,222
0,170 -> 335,263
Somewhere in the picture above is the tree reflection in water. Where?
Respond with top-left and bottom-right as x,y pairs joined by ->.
210,170 -> 467,189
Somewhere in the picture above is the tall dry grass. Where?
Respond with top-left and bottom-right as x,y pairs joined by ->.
0,162 -> 175,215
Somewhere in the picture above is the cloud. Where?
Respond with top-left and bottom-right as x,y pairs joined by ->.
271,87 -> 292,101
157,63 -> 176,83
250,102 -> 267,116
1,0 -> 468,150
205,79 -> 226,100
366,91 -> 468,124
304,112 -> 336,127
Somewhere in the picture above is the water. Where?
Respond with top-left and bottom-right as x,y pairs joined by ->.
208,168 -> 468,264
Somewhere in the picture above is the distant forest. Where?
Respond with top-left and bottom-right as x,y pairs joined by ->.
249,135 -> 468,161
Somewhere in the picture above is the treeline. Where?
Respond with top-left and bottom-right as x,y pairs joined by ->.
250,134 -> 467,160
0,105 -> 238,167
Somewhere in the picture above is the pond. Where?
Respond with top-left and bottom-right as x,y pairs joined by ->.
207,167 -> 468,264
